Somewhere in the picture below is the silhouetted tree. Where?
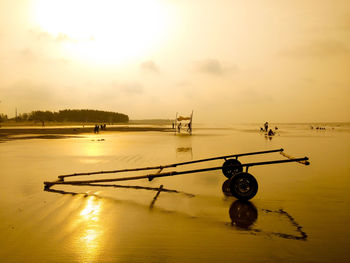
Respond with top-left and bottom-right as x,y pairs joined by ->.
0,113 -> 8,123
25,109 -> 129,123
17,113 -> 29,121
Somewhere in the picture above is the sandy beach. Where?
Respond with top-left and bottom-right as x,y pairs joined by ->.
0,123 -> 349,262
0,125 -> 172,142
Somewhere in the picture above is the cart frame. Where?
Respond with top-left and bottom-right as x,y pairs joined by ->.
44,148 -> 309,200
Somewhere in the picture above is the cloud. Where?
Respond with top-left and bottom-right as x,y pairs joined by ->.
55,33 -> 72,42
279,39 -> 350,58
17,47 -> 70,64
195,59 -> 238,75
30,30 -> 52,41
111,82 -> 144,95
19,48 -> 38,61
239,87 -> 274,104
196,59 -> 224,75
29,29 -> 84,43
0,80 -> 58,112
175,81 -> 190,87
140,60 -> 160,73
30,30 -> 62,42
306,18 -> 350,34
121,83 -> 143,94
1,80 -> 52,97
338,18 -> 350,31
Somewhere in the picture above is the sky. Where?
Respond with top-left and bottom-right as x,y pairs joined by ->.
0,0 -> 349,123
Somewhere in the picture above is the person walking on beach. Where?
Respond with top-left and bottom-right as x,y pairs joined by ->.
264,122 -> 269,132
94,124 -> 99,133
187,122 -> 192,133
178,122 -> 182,133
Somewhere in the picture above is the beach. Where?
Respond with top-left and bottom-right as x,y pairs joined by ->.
0,124 -> 171,142
0,124 -> 349,262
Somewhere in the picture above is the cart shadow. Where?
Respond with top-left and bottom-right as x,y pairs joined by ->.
222,178 -> 307,241
44,183 -> 195,209
44,184 -> 307,241
228,200 -> 308,241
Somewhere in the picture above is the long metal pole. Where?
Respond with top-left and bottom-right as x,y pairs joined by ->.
172,148 -> 284,166
45,157 -> 308,188
58,148 -> 284,179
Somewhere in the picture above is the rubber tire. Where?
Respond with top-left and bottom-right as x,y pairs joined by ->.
229,200 -> 258,228
222,179 -> 232,196
222,159 -> 243,178
228,172 -> 258,201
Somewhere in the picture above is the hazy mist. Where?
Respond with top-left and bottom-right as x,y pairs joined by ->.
0,0 -> 349,123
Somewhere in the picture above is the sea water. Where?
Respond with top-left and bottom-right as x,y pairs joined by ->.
0,124 -> 349,262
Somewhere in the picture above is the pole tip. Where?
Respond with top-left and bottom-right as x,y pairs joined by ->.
44,182 -> 51,190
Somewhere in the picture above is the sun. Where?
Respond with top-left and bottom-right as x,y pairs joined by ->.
32,0 -> 172,64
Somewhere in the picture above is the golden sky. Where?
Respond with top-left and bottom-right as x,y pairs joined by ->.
0,0 -> 349,123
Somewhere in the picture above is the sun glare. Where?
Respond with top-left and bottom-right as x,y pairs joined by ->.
78,197 -> 104,262
32,0 -> 172,64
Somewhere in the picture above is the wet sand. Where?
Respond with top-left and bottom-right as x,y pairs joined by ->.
0,125 -> 171,135
0,125 -> 172,143
0,124 -> 349,262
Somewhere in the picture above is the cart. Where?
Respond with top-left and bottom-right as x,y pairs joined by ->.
44,148 -> 309,200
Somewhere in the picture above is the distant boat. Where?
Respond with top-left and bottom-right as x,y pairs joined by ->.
174,111 -> 193,135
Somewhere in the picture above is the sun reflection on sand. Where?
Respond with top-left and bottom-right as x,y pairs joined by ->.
80,197 -> 101,218
77,196 -> 104,262
72,139 -> 108,164
83,142 -> 105,157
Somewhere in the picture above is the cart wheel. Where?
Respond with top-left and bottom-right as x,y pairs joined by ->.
229,200 -> 258,228
228,172 -> 258,200
222,159 -> 243,178
222,179 -> 232,196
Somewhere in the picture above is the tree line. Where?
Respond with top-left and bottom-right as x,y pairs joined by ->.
0,114 -> 8,123
6,109 -> 129,123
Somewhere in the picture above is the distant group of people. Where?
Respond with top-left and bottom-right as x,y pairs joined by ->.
311,126 -> 326,130
260,121 -> 278,136
94,124 -> 107,133
173,121 -> 192,133
177,122 -> 181,132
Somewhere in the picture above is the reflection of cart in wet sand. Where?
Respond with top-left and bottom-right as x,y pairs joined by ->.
44,148 -> 309,200
229,200 -> 308,240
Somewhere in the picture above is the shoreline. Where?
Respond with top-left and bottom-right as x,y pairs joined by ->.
0,126 -> 172,134
0,126 -> 173,142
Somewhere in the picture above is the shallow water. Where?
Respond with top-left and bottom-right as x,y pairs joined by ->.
0,125 -> 349,262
